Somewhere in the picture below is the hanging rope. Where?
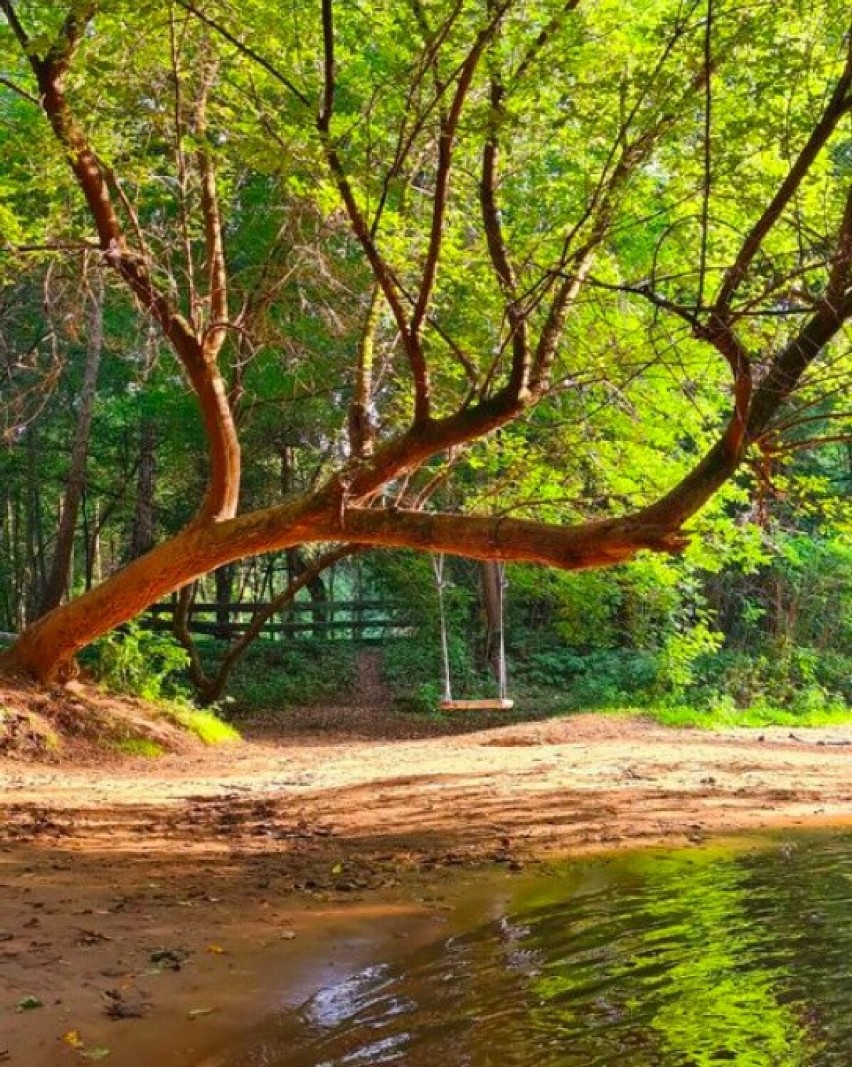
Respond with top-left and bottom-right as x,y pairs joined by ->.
433,554 -> 510,707
432,553 -> 453,704
496,561 -> 508,702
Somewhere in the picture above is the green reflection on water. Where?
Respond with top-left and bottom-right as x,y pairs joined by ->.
523,848 -> 810,1065
227,832 -> 852,1067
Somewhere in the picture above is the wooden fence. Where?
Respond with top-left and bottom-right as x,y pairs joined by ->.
143,599 -> 412,642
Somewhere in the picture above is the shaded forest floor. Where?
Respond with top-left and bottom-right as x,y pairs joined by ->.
4,675 -> 852,1063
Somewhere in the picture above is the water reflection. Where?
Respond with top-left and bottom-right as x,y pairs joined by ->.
227,833 -> 852,1066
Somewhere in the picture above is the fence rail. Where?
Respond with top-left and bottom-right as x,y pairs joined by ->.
143,599 -> 412,642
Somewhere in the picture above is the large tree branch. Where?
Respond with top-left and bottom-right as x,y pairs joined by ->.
348,284 -> 382,459
194,52 -> 229,358
408,1 -> 509,356
480,49 -> 529,397
747,288 -> 852,439
315,0 -> 418,401
4,260 -> 850,685
9,2 -> 241,522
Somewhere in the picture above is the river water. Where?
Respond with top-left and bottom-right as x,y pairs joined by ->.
219,831 -> 852,1065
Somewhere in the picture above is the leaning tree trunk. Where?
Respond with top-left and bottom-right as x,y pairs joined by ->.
37,277 -> 104,617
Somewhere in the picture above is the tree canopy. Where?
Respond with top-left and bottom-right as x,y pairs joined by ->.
0,0 -> 851,682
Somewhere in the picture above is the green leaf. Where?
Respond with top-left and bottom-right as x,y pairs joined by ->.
16,996 -> 43,1012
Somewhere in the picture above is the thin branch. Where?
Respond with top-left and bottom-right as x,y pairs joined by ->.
173,0 -> 311,106
315,0 -> 419,406
0,0 -> 30,50
697,0 -> 712,308
0,74 -> 38,105
713,26 -> 852,317
767,432 -> 852,455
199,545 -> 357,702
479,7 -> 529,397
194,51 -> 229,357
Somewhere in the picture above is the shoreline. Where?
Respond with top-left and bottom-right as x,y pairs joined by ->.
4,712 -> 852,1063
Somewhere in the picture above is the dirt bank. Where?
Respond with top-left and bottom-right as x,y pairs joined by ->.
3,708 -> 852,1064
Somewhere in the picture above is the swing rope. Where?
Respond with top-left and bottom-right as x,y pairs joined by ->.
432,554 -> 509,706
496,561 -> 508,703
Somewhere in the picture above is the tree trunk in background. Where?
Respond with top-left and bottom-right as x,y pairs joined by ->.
83,494 -> 103,590
8,493 -> 25,632
481,561 -> 503,681
287,548 -> 329,626
129,418 -> 156,559
37,279 -> 104,617
26,428 -> 47,620
213,564 -> 232,639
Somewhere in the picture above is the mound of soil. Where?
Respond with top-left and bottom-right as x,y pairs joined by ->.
0,677 -> 202,762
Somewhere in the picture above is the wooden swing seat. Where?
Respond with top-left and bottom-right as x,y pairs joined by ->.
440,698 -> 515,712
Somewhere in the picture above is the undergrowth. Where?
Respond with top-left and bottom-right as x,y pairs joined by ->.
194,637 -> 358,713
111,737 -> 165,758
85,623 -> 240,745
639,702 -> 852,730
159,702 -> 240,744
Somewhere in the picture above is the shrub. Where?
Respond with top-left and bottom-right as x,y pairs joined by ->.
90,622 -> 189,701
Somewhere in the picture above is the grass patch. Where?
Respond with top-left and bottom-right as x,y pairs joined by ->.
159,703 -> 241,745
111,736 -> 165,758
638,703 -> 852,730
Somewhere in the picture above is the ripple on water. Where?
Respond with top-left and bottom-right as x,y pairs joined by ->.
227,832 -> 852,1066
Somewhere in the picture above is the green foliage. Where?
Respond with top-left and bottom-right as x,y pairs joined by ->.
203,638 -> 359,713
111,736 -> 165,758
159,703 -> 240,745
515,647 -> 659,709
1,0 -> 851,724
89,621 -> 189,702
644,700 -> 852,731
382,631 -> 495,714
